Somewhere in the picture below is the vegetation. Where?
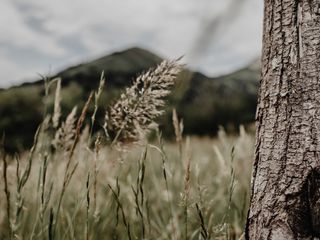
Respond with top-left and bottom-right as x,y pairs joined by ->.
0,60 -> 254,239
0,47 -> 259,151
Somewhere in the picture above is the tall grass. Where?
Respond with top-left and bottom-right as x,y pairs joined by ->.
0,60 -> 254,239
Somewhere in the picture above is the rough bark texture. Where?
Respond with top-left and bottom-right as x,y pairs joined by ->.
246,0 -> 320,239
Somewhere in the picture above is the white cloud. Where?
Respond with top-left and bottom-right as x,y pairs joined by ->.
0,1 -> 66,57
0,0 -> 263,87
0,58 -> 40,87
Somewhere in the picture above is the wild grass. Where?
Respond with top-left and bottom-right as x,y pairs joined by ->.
105,59 -> 182,143
0,60 -> 254,239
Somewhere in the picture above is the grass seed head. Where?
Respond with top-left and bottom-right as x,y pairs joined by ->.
105,59 -> 182,142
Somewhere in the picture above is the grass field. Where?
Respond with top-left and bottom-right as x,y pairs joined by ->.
0,128 -> 254,239
0,60 -> 255,239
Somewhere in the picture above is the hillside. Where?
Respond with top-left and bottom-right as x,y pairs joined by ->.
0,47 -> 259,151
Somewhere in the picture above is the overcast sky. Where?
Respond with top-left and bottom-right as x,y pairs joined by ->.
0,0 -> 263,88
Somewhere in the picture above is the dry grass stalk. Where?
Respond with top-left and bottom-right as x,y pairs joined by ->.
13,126 -> 40,237
52,78 -> 62,128
0,136 -> 10,233
172,108 -> 183,144
39,153 -> 52,231
53,92 -> 93,237
93,135 -> 101,216
86,172 -> 90,240
105,59 -> 182,142
70,91 -> 94,159
2,152 -> 11,234
196,203 -> 209,239
226,146 -> 236,239
90,72 -> 105,137
149,132 -> 177,239
182,136 -> 191,239
132,146 -> 147,239
108,183 -> 132,240
172,108 -> 184,157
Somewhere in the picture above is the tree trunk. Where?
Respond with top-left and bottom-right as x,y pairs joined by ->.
246,0 -> 320,239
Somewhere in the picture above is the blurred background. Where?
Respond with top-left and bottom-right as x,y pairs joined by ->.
0,0 -> 263,151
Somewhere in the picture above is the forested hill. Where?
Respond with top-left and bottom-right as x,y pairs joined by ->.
0,47 -> 259,151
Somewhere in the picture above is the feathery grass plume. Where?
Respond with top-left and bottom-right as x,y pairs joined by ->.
53,106 -> 77,151
52,78 -> 62,128
105,59 -> 182,142
79,125 -> 90,147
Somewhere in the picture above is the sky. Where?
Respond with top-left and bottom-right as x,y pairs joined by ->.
0,0 -> 263,88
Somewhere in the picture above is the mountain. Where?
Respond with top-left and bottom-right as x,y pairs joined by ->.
0,47 -> 260,151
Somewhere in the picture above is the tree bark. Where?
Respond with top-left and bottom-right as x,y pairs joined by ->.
246,0 -> 320,239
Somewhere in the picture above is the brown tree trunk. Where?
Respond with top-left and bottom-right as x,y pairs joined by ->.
246,0 -> 320,239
